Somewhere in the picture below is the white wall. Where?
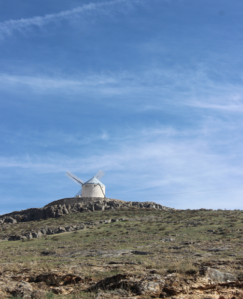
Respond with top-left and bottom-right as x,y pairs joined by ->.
81,184 -> 105,198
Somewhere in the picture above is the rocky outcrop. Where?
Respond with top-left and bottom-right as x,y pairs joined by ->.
1,216 -> 155,242
0,197 -> 173,224
1,265 -> 242,299
0,270 -> 84,298
88,267 -> 243,298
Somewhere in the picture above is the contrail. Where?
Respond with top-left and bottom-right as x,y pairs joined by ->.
0,0 -> 145,39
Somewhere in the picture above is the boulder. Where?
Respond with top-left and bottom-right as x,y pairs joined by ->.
4,217 -> 17,224
201,267 -> 237,283
57,226 -> 66,233
65,226 -> 74,232
135,280 -> 164,296
10,281 -> 33,298
44,206 -> 56,218
8,235 -> 23,241
161,238 -> 175,242
94,203 -> 104,211
32,230 -> 43,238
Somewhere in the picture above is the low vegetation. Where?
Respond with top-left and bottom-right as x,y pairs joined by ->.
1,207 -> 243,298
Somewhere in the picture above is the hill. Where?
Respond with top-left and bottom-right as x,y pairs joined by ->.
0,198 -> 243,298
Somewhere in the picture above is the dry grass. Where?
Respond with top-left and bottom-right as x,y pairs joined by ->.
1,208 -> 243,297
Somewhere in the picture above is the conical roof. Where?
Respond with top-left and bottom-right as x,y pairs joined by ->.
83,176 -> 105,186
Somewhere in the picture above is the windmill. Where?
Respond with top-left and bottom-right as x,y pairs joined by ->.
65,170 -> 106,198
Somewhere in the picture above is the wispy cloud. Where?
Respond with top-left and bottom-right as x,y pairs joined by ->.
0,73 -> 117,90
1,120 -> 243,209
1,67 -> 243,115
0,0 -> 144,39
0,128 -> 111,149
0,67 -> 242,101
188,102 -> 243,112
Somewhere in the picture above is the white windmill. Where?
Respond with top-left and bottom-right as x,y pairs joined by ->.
65,170 -> 106,198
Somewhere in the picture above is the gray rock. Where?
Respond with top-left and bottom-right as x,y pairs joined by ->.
111,218 -> 119,222
104,219 -> 111,224
65,226 -> 74,232
4,217 -> 17,224
57,226 -> 66,233
8,235 -> 22,241
46,228 -> 54,235
94,203 -> 104,211
201,267 -> 237,283
24,232 -> 33,239
32,230 -> 43,238
0,197 -> 173,225
161,238 -> 175,242
40,228 -> 47,234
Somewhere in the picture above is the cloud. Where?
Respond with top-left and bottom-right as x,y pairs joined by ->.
0,73 -> 117,89
187,102 -> 243,112
0,122 -> 241,178
0,67 -> 239,95
1,67 -> 243,116
1,119 -> 243,209
0,0 -> 145,39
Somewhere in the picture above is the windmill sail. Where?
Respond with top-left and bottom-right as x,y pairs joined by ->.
95,170 -> 105,180
65,171 -> 84,185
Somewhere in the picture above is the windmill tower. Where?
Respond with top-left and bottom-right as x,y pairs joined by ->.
65,170 -> 106,198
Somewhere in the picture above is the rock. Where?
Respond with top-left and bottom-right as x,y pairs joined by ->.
23,232 -> 33,239
52,287 -> 73,295
201,267 -> 237,283
136,280 -> 164,296
131,251 -> 153,255
111,218 -> 119,222
149,269 -> 159,274
182,241 -> 194,245
7,235 -> 21,241
207,247 -> 230,252
4,217 -> 17,224
41,250 -> 56,256
0,197 -> 174,225
46,228 -> 54,235
65,226 -> 74,232
57,226 -> 66,233
89,273 -> 165,297
10,281 -> 33,298
104,219 -> 111,224
32,231 -> 42,238
161,238 -> 175,242
35,273 -> 62,285
94,203 -> 104,211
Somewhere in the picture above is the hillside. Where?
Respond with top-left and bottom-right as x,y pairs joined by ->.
0,199 -> 243,298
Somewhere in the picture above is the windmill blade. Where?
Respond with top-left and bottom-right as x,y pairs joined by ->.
95,170 -> 105,180
65,171 -> 84,185
75,188 -> 82,197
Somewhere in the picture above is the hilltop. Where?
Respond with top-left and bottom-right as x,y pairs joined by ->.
0,199 -> 243,298
0,197 -> 173,224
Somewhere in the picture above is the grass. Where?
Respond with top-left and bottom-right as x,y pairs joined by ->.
1,208 -> 243,297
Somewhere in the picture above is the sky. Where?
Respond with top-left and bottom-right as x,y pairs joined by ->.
0,0 -> 243,214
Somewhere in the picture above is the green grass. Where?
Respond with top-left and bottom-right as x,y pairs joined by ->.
1,208 -> 243,291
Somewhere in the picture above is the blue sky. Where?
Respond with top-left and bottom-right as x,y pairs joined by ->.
0,0 -> 243,214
